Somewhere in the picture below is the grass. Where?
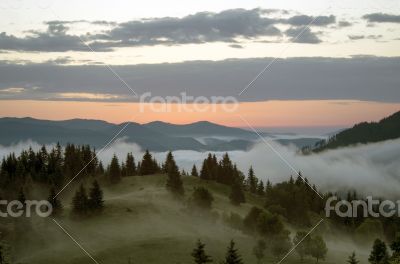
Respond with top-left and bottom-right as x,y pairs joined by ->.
13,175 -> 363,264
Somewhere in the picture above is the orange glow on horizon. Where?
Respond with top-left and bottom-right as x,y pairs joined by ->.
0,100 -> 398,128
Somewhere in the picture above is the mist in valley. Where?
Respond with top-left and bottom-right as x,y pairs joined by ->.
1,137 -> 399,263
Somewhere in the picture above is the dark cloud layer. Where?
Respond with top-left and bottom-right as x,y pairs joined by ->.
285,27 -> 322,43
0,57 -> 399,103
0,8 -> 335,52
363,13 -> 400,23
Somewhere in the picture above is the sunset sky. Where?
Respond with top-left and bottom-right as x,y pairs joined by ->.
0,0 -> 399,130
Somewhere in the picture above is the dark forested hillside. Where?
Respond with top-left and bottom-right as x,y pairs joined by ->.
309,110 -> 400,152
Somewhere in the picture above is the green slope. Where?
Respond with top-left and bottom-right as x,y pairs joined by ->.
14,175 -> 361,264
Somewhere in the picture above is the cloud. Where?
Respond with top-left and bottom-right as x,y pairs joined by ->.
107,138 -> 400,198
0,24 -> 94,52
363,13 -> 400,23
0,57 -> 399,102
0,9 -> 338,52
348,35 -> 383,40
338,21 -> 353,27
56,92 -> 125,100
285,27 -> 322,43
93,8 -> 282,47
284,15 -> 336,26
0,87 -> 26,93
3,138 -> 398,198
229,44 -> 244,49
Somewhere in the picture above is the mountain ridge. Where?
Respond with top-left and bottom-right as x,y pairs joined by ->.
0,117 -> 256,151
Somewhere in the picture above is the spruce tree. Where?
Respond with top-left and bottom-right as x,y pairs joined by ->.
0,242 -> 10,264
200,157 -> 210,180
165,152 -> 184,197
256,181 -> 264,195
191,165 -> 199,177
191,187 -> 214,211
17,188 -> 26,205
229,181 -> 245,206
247,166 -> 257,193
191,240 -> 212,264
265,180 -> 272,194
109,154 -> 121,184
139,150 -> 155,175
48,187 -> 63,216
88,180 -> 104,212
391,235 -> 400,257
125,152 -> 136,176
369,239 -> 389,264
72,184 -> 89,216
347,252 -> 360,264
222,240 -> 243,264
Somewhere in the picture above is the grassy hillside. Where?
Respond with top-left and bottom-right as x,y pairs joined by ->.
14,175 -> 367,264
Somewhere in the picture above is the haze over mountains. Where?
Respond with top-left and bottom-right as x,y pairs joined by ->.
0,117 -> 267,151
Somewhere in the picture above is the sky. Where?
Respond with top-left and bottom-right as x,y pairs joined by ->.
0,0 -> 399,129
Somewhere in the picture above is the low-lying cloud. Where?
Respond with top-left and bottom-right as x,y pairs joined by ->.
2,138 -> 399,198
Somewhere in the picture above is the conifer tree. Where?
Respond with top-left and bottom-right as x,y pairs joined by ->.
200,154 -> 211,180
369,239 -> 389,264
391,235 -> 400,257
48,187 -> 63,216
88,180 -> 104,212
191,187 -> 214,211
222,240 -> 243,264
0,242 -> 10,264
72,184 -> 89,215
125,152 -> 136,176
191,240 -> 212,264
139,150 -> 155,175
96,161 -> 105,175
265,180 -> 272,194
229,181 -> 245,206
256,180 -> 264,195
109,154 -> 121,184
191,165 -> 199,177
17,188 -> 26,205
347,252 -> 360,264
165,152 -> 184,197
247,166 -> 258,193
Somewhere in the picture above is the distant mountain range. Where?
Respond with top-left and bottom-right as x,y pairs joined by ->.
0,117 -> 328,151
310,110 -> 400,152
0,118 -> 266,151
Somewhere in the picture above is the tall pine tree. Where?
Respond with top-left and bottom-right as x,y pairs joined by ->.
48,187 -> 63,216
191,165 -> 199,177
72,184 -> 89,216
109,154 -> 121,184
247,166 -> 258,193
191,240 -> 212,264
229,181 -> 245,206
222,240 -> 243,264
165,152 -> 184,197
88,180 -> 104,212
125,152 -> 136,176
347,252 -> 360,264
